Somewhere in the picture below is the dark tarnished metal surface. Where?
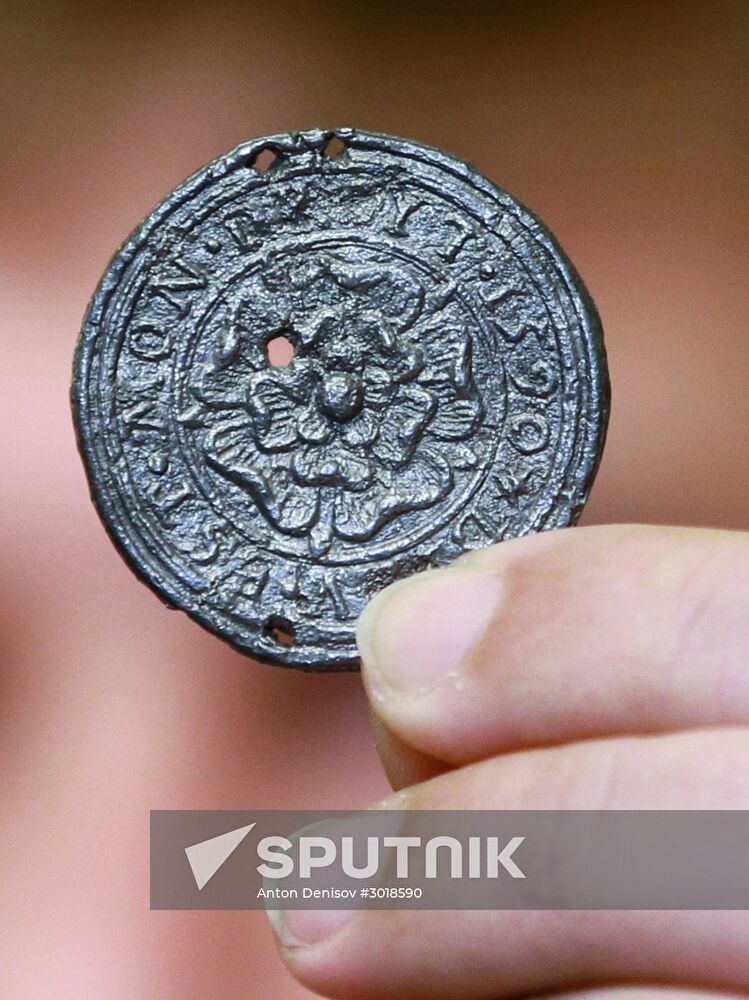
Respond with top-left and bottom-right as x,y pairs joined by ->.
72,129 -> 609,671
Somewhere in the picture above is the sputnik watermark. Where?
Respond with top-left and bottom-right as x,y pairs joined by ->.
150,810 -> 749,910
254,833 -> 525,883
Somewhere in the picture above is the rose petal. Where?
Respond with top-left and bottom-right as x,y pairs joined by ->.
247,376 -> 300,451
292,440 -> 373,490
271,481 -> 320,534
335,448 -> 374,489
203,420 -> 319,534
298,404 -> 333,445
429,396 -> 483,440
334,486 -> 391,540
341,409 -> 379,447
373,384 -> 436,467
387,449 -> 453,508
334,449 -> 453,540
362,365 -> 394,411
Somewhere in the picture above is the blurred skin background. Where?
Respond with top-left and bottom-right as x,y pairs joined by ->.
0,1 -> 747,996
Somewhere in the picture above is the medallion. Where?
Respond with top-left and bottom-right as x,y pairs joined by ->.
72,129 -> 609,669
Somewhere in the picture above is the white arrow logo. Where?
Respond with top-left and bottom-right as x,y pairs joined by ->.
185,823 -> 256,890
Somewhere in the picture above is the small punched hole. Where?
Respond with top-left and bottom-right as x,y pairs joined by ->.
248,147 -> 279,172
323,136 -> 346,160
264,615 -> 295,648
265,333 -> 295,368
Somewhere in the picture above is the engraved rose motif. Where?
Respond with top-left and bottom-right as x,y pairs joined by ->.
189,254 -> 483,555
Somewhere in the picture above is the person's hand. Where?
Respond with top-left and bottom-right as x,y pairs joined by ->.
267,524 -> 749,999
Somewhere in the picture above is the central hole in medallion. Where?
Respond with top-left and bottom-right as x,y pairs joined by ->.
265,333 -> 295,368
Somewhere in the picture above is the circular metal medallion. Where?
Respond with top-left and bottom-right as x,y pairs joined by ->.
72,129 -> 609,671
